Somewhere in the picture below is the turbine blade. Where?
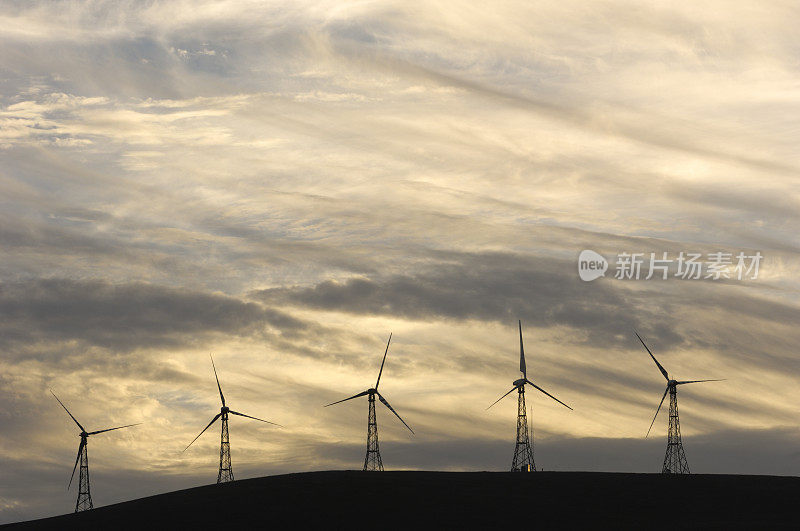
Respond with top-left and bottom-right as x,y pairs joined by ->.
324,390 -> 370,407
676,379 -> 725,385
210,354 -> 225,407
525,379 -> 573,410
375,333 -> 392,390
487,386 -> 518,410
634,331 -> 669,381
87,423 -> 141,436
377,392 -> 414,434
68,439 -> 84,489
646,386 -> 670,437
519,320 -> 526,379
183,413 -> 221,452
50,390 -> 85,432
228,410 -> 282,427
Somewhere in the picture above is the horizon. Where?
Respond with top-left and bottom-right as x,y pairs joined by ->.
1,0 -> 799,523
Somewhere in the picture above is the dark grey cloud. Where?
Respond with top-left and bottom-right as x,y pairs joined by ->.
253,251 -> 679,348
254,264 -> 798,446
253,248 -> 800,378
0,278 -> 306,354
0,277 -> 408,382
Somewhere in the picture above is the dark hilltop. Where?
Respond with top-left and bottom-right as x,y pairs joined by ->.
5,470 -> 798,529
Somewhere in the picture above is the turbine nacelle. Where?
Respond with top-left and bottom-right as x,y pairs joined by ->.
635,331 -> 724,439
50,389 -> 139,503
487,322 -> 573,411
183,355 -> 281,459
325,333 -> 415,445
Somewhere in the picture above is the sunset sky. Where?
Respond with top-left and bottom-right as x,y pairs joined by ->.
2,0 -> 799,522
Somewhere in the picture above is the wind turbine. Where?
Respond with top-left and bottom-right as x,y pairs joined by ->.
51,390 -> 139,512
325,333 -> 413,471
183,355 -> 281,483
635,331 -> 723,474
488,321 -> 572,472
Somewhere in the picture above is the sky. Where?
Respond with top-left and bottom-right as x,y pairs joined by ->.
1,0 -> 799,522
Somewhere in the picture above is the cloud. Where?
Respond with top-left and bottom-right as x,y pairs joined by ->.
0,278 -> 306,353
253,248 -> 800,384
254,252 -> 661,347
2,1 -> 800,523
253,248 -> 800,348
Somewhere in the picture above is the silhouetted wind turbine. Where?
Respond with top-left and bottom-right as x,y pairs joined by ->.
183,355 -> 281,483
635,331 -> 724,474
325,333 -> 413,471
51,390 -> 139,512
488,321 -> 572,471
